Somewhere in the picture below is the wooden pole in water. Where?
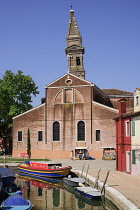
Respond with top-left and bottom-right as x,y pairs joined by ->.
85,164 -> 90,181
101,170 -> 110,194
94,168 -> 101,189
3,151 -> 6,168
81,164 -> 85,177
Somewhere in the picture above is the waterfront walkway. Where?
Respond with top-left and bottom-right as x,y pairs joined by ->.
51,159 -> 140,209
1,159 -> 140,209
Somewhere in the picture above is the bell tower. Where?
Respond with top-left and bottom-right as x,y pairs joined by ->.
65,10 -> 85,79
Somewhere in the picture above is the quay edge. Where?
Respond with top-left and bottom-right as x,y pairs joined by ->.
73,169 -> 139,210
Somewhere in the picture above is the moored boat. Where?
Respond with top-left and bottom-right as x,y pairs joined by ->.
63,176 -> 85,187
63,182 -> 76,194
0,168 -> 16,187
1,191 -> 33,210
4,185 -> 21,196
75,193 -> 102,206
17,161 -> 72,178
75,186 -> 102,199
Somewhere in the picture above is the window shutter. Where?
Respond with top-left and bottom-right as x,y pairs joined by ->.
132,150 -> 136,164
132,121 -> 135,136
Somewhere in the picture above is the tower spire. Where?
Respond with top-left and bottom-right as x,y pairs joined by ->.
65,10 -> 85,79
66,9 -> 82,46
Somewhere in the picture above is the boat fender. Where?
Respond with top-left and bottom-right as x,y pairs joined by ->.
79,183 -> 85,187
15,191 -> 22,195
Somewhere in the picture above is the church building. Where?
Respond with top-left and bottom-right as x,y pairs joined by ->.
12,10 -> 133,159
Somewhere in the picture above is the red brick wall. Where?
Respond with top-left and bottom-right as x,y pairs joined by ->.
12,104 -> 46,155
12,75 -> 119,159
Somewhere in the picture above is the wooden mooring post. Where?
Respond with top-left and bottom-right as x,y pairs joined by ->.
81,164 -> 85,177
94,168 -> 101,189
101,170 -> 110,194
85,164 -> 90,181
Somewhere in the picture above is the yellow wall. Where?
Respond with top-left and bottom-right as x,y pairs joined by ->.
132,116 -> 140,147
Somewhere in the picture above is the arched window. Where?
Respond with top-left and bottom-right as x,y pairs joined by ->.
77,121 -> 85,141
76,56 -> 80,66
53,122 -> 60,141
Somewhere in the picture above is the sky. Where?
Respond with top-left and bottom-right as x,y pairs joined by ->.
0,0 -> 140,107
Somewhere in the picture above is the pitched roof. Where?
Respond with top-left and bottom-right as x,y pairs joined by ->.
102,89 -> 133,96
45,73 -> 93,88
13,103 -> 45,119
114,110 -> 140,120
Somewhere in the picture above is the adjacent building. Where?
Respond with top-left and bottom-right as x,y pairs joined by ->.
115,88 -> 140,175
131,88 -> 140,175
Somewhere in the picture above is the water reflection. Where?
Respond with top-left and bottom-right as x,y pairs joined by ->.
15,174 -> 104,210
52,188 -> 60,207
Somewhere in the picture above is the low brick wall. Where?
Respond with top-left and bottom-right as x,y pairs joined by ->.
12,149 -> 103,159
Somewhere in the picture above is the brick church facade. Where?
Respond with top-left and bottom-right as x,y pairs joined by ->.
12,10 -> 133,159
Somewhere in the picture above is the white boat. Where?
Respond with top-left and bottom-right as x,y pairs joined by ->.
63,177 -> 85,187
75,186 -> 102,199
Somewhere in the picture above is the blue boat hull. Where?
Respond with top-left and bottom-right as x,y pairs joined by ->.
18,168 -> 64,177
1,205 -> 32,210
18,172 -> 62,184
75,187 -> 101,200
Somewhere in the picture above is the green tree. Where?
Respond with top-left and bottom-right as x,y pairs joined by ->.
0,70 -> 39,153
27,128 -> 31,159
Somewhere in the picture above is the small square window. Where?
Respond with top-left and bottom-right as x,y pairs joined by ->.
18,131 -> 22,141
38,131 -> 43,141
76,56 -> 80,66
126,121 -> 130,136
96,130 -> 100,141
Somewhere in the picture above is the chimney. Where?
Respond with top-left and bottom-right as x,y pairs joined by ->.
118,98 -> 127,116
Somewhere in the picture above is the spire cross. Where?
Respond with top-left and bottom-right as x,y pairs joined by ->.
71,4 -> 72,10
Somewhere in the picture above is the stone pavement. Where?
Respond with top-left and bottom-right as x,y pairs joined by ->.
51,159 -> 140,209
1,159 -> 140,209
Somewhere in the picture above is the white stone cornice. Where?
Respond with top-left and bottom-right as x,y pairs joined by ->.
13,103 -> 45,119
93,101 -> 118,112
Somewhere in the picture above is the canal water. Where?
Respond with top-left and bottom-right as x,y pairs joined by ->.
4,167 -> 119,210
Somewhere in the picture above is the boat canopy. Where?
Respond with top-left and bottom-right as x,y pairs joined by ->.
3,194 -> 29,206
101,147 -> 116,150
0,168 -> 15,178
75,147 -> 88,150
